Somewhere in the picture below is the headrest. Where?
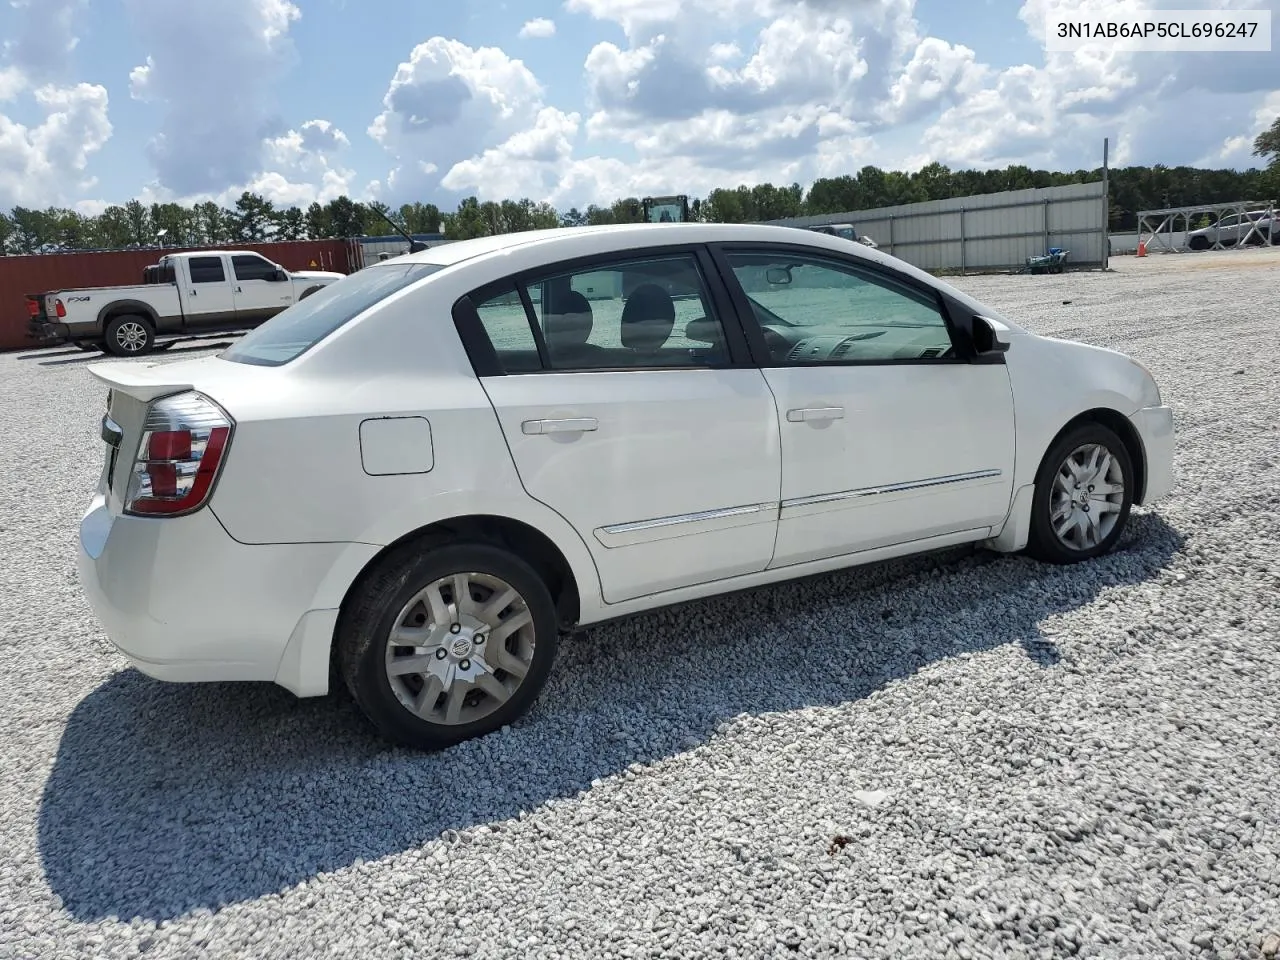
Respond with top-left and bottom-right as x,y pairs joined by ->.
544,291 -> 593,347
620,284 -> 676,352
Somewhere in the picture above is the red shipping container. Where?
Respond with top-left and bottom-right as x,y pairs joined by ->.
0,239 -> 361,352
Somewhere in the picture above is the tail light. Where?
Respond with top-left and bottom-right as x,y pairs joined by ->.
124,392 -> 234,517
26,297 -> 39,318
55,299 -> 66,318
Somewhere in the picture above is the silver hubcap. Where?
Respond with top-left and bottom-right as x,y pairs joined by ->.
1050,442 -> 1125,551
384,572 -> 535,727
115,322 -> 148,352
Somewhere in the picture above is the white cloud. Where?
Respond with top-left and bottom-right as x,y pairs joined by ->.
519,17 -> 557,39
124,0 -> 302,196
0,82 -> 112,208
441,106 -> 581,199
368,37 -> 549,201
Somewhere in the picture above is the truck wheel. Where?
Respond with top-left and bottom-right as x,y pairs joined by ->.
104,314 -> 156,357
298,285 -> 323,301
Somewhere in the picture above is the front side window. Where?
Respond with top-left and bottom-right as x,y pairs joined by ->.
188,257 -> 226,284
473,254 -> 729,373
232,255 -> 279,282
722,251 -> 955,364
221,261 -> 443,366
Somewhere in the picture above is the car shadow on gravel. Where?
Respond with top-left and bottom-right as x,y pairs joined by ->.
39,511 -> 1184,922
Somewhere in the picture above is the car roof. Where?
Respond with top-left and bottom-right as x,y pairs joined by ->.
395,222 -> 864,267
163,250 -> 269,259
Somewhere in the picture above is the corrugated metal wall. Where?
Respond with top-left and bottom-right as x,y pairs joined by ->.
768,181 -> 1108,273
0,239 -> 361,351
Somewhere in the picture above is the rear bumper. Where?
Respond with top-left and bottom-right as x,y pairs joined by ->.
1130,404 -> 1174,505
76,494 -> 377,695
28,318 -> 70,343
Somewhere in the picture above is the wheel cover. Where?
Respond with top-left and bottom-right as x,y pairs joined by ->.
115,321 -> 149,352
1050,442 -> 1125,551
384,571 -> 536,727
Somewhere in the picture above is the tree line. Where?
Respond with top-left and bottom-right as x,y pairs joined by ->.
2,143 -> 1277,255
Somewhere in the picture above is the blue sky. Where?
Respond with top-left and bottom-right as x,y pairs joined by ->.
0,0 -> 1275,215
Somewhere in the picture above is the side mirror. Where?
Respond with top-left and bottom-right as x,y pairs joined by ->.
765,266 -> 793,285
971,315 -> 1010,355
273,268 -> 288,281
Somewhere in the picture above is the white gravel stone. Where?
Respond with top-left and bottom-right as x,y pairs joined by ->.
1,248 -> 1279,959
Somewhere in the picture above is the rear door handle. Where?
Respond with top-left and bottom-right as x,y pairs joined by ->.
521,417 -> 599,435
786,406 -> 844,423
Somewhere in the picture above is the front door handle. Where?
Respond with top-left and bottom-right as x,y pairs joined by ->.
521,417 -> 599,435
786,406 -> 844,423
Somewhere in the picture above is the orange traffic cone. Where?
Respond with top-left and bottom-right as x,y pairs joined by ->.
1136,240 -> 1147,257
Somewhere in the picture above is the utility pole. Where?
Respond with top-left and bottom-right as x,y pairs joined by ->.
1102,137 -> 1110,271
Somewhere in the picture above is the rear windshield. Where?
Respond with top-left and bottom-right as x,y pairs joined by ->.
220,261 -> 444,366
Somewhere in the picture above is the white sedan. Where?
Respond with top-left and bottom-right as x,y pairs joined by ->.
78,223 -> 1174,750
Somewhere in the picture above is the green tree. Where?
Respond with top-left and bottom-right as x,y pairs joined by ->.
442,196 -> 487,239
232,191 -> 276,242
1253,114 -> 1280,166
91,205 -> 133,248
0,210 -> 14,254
399,201 -> 442,234
560,206 -> 587,227
274,206 -> 306,240
323,195 -> 364,237
912,162 -> 954,201
122,199 -> 151,246
192,202 -> 229,245
9,207 -> 56,252
361,200 -> 395,236
150,202 -> 195,245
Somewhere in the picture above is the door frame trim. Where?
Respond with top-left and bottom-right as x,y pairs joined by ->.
595,501 -> 779,548
781,468 -> 1004,513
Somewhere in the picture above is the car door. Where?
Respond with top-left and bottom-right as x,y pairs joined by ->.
182,255 -> 238,327
231,253 -> 295,324
458,246 -> 782,605
710,244 -> 1016,569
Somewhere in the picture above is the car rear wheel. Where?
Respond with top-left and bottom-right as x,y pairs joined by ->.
1188,235 -> 1209,251
103,314 -> 156,357
1026,423 -> 1135,565
337,540 -> 559,750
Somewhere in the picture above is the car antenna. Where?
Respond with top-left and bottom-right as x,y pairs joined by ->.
368,204 -> 429,254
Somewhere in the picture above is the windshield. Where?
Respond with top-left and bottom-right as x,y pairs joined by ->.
221,261 -> 444,366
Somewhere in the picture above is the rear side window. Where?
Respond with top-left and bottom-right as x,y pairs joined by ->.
189,257 -> 226,283
221,262 -> 444,366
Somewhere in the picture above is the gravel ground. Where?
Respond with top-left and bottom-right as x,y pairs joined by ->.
2,247 -> 1279,959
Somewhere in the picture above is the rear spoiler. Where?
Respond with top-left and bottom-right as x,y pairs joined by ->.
87,362 -> 194,403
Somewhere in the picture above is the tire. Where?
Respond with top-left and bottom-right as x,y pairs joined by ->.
337,539 -> 560,750
1188,235 -> 1209,251
298,285 -> 323,301
103,314 -> 156,357
1025,422 -> 1136,565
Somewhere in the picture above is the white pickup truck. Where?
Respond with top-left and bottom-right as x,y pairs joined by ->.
26,249 -> 345,357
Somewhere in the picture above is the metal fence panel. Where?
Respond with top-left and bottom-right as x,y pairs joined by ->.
767,181 -> 1108,273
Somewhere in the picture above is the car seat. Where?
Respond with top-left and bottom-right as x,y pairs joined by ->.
620,284 -> 676,360
543,291 -> 605,366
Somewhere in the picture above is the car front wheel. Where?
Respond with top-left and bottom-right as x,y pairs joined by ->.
337,539 -> 559,750
1026,423 -> 1135,564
